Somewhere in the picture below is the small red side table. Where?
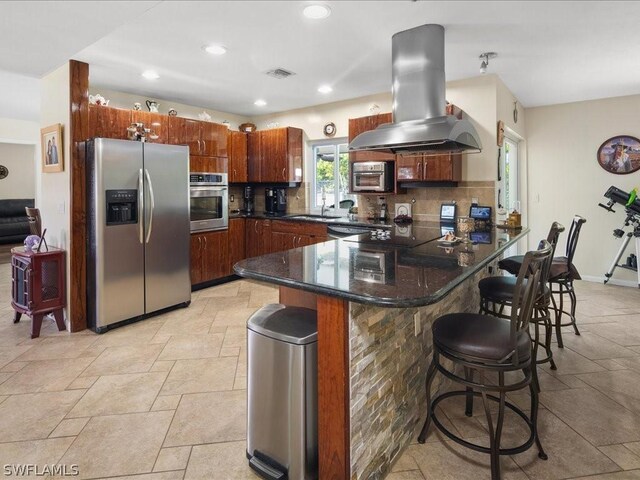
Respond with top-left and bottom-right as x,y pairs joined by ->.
11,246 -> 66,338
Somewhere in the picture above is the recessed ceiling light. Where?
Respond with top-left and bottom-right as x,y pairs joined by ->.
303,4 -> 331,19
141,70 -> 159,80
254,99 -> 267,107
318,85 -> 333,94
204,44 -> 227,55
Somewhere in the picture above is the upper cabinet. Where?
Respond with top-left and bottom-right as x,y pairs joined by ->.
247,127 -> 303,183
348,113 -> 395,162
131,111 -> 168,144
168,117 -> 228,157
396,153 -> 461,183
228,130 -> 248,183
88,105 -> 131,140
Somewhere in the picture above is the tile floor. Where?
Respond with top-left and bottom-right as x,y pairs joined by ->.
0,260 -> 639,479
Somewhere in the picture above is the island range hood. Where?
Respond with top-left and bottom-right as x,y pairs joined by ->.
349,24 -> 482,156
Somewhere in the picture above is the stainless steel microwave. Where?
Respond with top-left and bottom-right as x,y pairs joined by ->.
189,172 -> 228,232
352,161 -> 394,193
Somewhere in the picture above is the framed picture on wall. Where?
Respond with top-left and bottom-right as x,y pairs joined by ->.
41,124 -> 64,173
597,135 -> 640,175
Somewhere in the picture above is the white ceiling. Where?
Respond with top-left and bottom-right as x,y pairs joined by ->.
2,1 -> 640,118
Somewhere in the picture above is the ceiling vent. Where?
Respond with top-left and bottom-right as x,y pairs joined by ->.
266,68 -> 296,79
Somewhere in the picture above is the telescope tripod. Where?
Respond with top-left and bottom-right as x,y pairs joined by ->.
604,217 -> 640,287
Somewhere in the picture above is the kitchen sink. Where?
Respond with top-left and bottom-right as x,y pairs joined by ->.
286,214 -> 342,221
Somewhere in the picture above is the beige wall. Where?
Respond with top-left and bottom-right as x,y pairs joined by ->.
40,62 -> 72,327
526,93 -> 640,285
0,118 -> 40,204
0,143 -> 36,200
92,87 -> 250,130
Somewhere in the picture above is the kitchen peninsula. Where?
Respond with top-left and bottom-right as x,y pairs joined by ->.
235,223 -> 528,479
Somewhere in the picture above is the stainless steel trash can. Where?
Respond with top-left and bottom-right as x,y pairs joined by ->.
247,304 -> 318,480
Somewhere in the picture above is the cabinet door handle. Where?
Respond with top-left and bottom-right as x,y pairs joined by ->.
282,168 -> 286,180
417,162 -> 422,175
203,236 -> 207,249
233,168 -> 237,180
254,222 -> 258,234
198,236 -> 202,250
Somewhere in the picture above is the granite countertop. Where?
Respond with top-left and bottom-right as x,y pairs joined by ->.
229,211 -> 393,228
234,223 -> 529,308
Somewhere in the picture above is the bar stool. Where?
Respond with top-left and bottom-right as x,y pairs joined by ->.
418,241 -> 552,480
548,216 -> 586,348
480,222 -> 564,372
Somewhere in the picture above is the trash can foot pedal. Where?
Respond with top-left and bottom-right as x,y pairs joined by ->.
249,455 -> 286,480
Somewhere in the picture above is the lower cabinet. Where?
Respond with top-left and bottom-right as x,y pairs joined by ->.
269,221 -> 328,253
227,218 -> 246,275
246,219 -> 272,258
190,230 -> 229,285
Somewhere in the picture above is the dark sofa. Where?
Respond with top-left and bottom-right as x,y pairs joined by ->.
0,199 -> 34,244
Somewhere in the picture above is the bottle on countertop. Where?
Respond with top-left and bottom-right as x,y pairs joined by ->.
379,202 -> 388,220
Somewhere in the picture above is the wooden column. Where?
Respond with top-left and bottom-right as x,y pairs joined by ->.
317,295 -> 350,479
68,60 -> 89,332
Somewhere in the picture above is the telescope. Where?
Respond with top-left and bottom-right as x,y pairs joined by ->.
599,186 -> 640,216
599,186 -> 640,286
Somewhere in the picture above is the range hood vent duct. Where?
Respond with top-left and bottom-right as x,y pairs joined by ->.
349,24 -> 482,156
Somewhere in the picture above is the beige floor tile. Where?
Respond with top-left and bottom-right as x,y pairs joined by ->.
406,438 -> 526,480
150,360 -> 175,372
202,295 -> 251,316
595,358 -> 628,370
386,471 -> 426,480
541,388 -> 640,445
160,356 -> 236,396
222,326 -> 247,348
220,346 -> 240,357
541,346 -> 606,375
49,417 -> 90,438
555,374 -> 591,389
66,375 -> 98,390
157,315 -> 215,336
149,333 -> 173,345
568,471 -> 640,480
158,334 -> 224,361
164,390 -> 246,447
0,437 -> 75,473
15,336 -> 97,362
0,390 -> 85,441
57,411 -> 174,479
0,344 -> 34,368
578,369 -> 640,414
0,357 -> 93,394
561,332 -> 637,360
184,441 -> 259,480
599,444 -> 640,470
82,343 -> 164,376
233,375 -> 247,390
211,307 -> 259,328
67,372 -> 168,418
511,410 -> 619,479
198,281 -> 241,298
611,356 -> 640,374
391,448 -> 420,472
154,446 -> 192,472
588,322 -> 640,347
0,360 -> 28,372
152,394 -> 181,411
91,473 -> 185,480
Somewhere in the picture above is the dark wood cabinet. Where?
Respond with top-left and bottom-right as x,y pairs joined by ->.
131,111 -> 168,144
190,230 -> 229,285
396,153 -> 461,182
88,105 -> 131,140
247,127 -> 303,183
269,221 -> 328,253
227,218 -> 246,275
228,130 -> 248,183
246,219 -> 272,258
348,113 -> 395,163
270,231 -> 298,252
189,156 -> 228,173
169,117 -> 228,157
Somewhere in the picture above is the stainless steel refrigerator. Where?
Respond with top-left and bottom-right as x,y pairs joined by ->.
86,138 -> 191,333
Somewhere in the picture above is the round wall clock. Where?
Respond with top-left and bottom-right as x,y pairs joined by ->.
323,122 -> 336,137
0,165 -> 8,179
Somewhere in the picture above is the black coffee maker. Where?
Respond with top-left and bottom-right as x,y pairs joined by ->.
265,187 -> 287,215
242,186 -> 255,214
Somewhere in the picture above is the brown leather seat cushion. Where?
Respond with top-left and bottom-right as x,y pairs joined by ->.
478,276 -> 550,303
498,255 -> 524,275
433,313 -> 531,362
549,256 -> 581,281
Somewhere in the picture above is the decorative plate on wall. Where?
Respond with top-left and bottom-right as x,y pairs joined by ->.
597,135 -> 640,174
0,165 -> 8,179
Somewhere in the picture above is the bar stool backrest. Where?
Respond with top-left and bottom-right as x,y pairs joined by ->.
543,222 -> 565,284
511,240 -> 552,365
565,216 -> 587,266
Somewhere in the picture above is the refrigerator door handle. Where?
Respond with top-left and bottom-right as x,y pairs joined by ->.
138,169 -> 144,244
144,169 -> 155,243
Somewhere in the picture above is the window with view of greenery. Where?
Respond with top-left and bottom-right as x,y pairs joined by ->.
312,142 -> 356,210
